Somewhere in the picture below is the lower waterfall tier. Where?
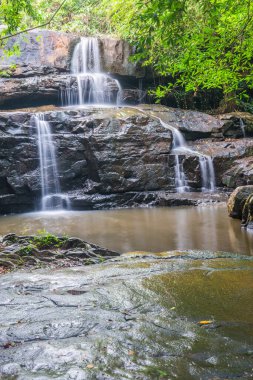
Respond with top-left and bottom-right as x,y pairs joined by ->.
0,105 -> 252,214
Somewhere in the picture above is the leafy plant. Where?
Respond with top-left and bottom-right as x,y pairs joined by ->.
17,244 -> 36,255
103,0 -> 253,107
30,229 -> 66,249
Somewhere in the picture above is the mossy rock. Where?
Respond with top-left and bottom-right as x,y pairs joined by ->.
242,193 -> 253,229
227,185 -> 253,219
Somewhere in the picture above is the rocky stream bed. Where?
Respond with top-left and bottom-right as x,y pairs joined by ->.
0,238 -> 253,379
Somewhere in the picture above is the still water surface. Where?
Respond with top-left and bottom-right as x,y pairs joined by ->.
0,205 -> 252,255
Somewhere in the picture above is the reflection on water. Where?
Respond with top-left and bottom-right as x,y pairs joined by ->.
0,205 -> 252,255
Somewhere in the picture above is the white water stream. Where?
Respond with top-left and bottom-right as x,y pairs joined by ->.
150,116 -> 216,193
62,37 -> 122,105
130,105 -> 216,193
33,114 -> 70,211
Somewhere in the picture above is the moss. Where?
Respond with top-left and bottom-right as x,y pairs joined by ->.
16,245 -> 36,256
242,193 -> 253,227
29,230 -> 67,250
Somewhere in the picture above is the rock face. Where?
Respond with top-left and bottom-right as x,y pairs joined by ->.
140,105 -> 253,189
140,104 -> 223,140
0,250 -> 253,379
0,30 -> 140,78
228,185 -> 253,230
0,30 -> 75,77
0,30 -> 143,108
0,104 -> 253,214
0,107 -> 173,213
218,112 -> 253,138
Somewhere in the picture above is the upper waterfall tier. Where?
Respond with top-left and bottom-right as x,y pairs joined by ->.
71,37 -> 101,74
61,37 -> 122,106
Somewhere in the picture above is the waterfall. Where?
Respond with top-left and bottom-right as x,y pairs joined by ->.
155,118 -> 216,193
199,155 -> 216,192
239,118 -> 246,137
170,127 -> 190,192
62,37 -> 122,106
34,114 -> 70,211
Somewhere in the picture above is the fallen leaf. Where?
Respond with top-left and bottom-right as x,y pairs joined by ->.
86,364 -> 94,369
198,320 -> 214,325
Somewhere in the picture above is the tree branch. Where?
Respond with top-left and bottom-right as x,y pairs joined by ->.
0,0 -> 68,42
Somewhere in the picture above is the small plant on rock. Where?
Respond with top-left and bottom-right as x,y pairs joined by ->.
17,244 -> 36,255
30,229 -> 67,250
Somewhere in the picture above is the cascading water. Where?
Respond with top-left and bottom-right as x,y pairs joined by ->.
199,155 -> 216,192
33,114 -> 70,211
170,127 -> 190,193
61,37 -> 122,106
153,117 -> 216,193
239,118 -> 246,137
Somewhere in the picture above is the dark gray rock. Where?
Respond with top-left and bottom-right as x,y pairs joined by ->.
0,233 -> 119,271
0,105 -> 252,214
218,112 -> 253,138
0,107 -> 174,213
139,104 -> 223,139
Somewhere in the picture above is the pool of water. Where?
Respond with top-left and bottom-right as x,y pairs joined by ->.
0,205 -> 252,255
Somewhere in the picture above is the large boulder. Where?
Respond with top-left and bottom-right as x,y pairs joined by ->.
241,193 -> 253,229
227,185 -> 253,219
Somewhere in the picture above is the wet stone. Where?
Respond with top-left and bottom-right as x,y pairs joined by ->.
0,250 -> 252,379
0,233 -> 120,272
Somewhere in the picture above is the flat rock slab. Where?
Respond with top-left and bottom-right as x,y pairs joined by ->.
0,251 -> 252,379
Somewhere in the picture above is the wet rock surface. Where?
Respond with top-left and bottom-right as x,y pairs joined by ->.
0,105 -> 251,214
218,112 -> 253,138
227,185 -> 253,219
0,250 -> 252,379
138,105 -> 253,189
228,186 -> 253,230
140,104 -> 223,140
0,233 -> 119,272
0,107 -> 173,213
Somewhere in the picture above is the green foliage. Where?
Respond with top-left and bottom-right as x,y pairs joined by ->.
17,244 -> 36,255
33,0 -> 112,35
30,229 -> 66,249
0,0 -> 40,37
102,0 -> 253,104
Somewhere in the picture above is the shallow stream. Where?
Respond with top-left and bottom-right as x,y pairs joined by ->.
0,204 -> 252,255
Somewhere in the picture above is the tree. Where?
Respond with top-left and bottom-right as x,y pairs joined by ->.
0,0 -> 39,36
103,0 -> 253,106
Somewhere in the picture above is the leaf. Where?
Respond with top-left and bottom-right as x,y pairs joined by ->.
86,364 -> 94,369
198,320 -> 214,325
